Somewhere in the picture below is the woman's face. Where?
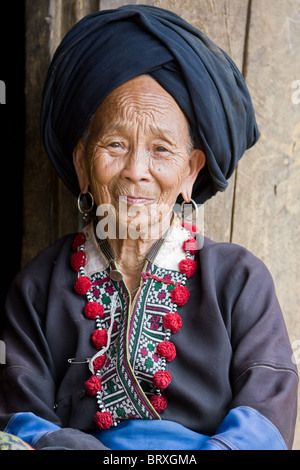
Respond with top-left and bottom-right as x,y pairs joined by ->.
74,75 -> 205,238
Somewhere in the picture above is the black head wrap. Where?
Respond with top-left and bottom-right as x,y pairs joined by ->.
41,4 -> 259,203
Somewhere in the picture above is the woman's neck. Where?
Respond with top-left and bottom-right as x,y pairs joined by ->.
109,238 -> 152,296
111,237 -> 152,270
104,214 -> 172,295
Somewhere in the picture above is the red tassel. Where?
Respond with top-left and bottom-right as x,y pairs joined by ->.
150,394 -> 168,413
72,233 -> 86,251
85,375 -> 102,396
181,222 -> 199,235
157,340 -> 176,362
70,250 -> 86,271
170,285 -> 190,306
163,312 -> 182,334
179,258 -> 197,278
93,354 -> 107,371
153,370 -> 172,390
91,329 -> 108,350
182,238 -> 198,255
74,276 -> 92,295
84,302 -> 104,320
94,411 -> 113,430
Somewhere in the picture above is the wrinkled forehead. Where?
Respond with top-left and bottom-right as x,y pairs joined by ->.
89,75 -> 190,141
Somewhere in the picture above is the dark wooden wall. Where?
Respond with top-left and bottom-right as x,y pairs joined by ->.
13,0 -> 300,448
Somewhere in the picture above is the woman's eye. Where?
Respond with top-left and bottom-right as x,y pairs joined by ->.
109,142 -> 121,148
155,146 -> 168,152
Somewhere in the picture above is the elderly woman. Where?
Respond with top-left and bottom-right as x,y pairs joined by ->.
0,5 -> 298,450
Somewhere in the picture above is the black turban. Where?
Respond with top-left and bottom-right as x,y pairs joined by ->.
41,4 -> 259,203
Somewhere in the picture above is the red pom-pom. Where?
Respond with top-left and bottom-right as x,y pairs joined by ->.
93,354 -> 107,371
94,411 -> 113,430
179,258 -> 198,278
91,329 -> 108,350
84,302 -> 104,320
72,233 -> 86,251
156,340 -> 176,362
74,276 -> 92,295
85,375 -> 102,396
181,222 -> 199,235
163,312 -> 182,334
153,370 -> 172,390
170,285 -> 190,306
70,250 -> 86,271
150,394 -> 168,413
182,238 -> 198,255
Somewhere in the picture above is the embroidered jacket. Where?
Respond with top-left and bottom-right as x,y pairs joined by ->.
0,222 -> 298,450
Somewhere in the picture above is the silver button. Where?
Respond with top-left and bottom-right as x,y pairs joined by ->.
110,269 -> 123,282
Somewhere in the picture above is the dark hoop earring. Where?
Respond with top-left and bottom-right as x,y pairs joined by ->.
77,191 -> 94,223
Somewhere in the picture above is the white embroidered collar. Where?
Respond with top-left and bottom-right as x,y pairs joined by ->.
82,216 -> 192,276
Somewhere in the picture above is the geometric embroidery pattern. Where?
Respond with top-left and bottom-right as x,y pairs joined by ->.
88,263 -> 186,423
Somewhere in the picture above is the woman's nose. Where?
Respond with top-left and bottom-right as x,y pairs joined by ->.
120,148 -> 152,183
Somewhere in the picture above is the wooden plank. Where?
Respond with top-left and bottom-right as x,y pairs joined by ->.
22,0 -> 99,267
154,0 -> 250,242
22,0 -> 55,267
100,0 -> 154,8
232,0 -> 300,449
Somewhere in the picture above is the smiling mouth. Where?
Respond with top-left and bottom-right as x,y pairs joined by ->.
118,195 -> 155,205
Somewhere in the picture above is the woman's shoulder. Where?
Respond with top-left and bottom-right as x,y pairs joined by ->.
202,235 -> 264,263
4,234 -> 79,318
12,233 -> 77,287
26,233 -> 75,265
199,236 -> 274,283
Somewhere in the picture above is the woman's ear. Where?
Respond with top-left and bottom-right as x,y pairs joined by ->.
180,149 -> 206,202
73,140 -> 90,193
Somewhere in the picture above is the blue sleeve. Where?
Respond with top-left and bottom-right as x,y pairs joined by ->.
199,406 -> 287,450
4,412 -> 109,450
4,412 -> 61,447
